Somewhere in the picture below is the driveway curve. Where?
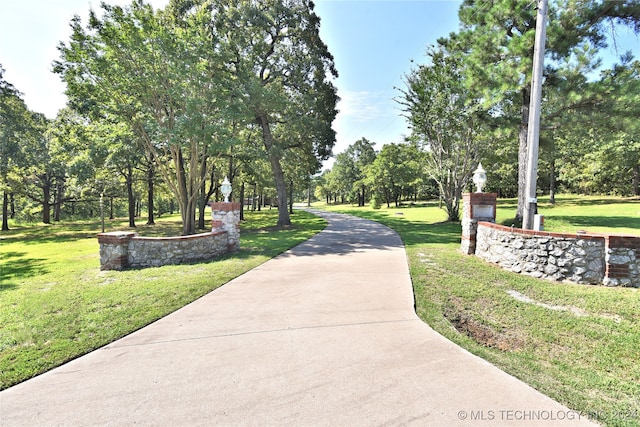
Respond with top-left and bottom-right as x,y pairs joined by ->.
0,210 -> 596,426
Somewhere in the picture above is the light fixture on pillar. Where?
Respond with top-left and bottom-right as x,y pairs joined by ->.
472,163 -> 487,193
221,177 -> 232,202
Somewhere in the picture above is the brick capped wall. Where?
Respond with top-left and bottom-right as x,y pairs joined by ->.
98,203 -> 241,271
98,231 -> 230,270
461,193 -> 497,255
604,235 -> 640,286
473,222 -> 640,288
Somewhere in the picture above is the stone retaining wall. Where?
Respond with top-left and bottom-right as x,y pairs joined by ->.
473,222 -> 640,287
210,202 -> 241,251
605,235 -> 640,287
98,231 -> 231,270
99,202 -> 241,271
460,193 -> 497,255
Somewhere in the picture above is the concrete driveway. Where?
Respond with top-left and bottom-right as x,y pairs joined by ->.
0,210 -> 596,426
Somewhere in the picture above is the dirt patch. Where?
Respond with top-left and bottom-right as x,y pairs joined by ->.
444,297 -> 524,351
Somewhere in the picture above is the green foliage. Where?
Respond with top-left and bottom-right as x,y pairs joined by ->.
0,66 -> 42,230
369,192 -> 381,209
219,0 -> 339,226
398,44 -> 486,220
53,0 -> 338,232
55,1 -> 238,234
365,142 -> 424,208
330,138 -> 377,205
449,0 -> 640,218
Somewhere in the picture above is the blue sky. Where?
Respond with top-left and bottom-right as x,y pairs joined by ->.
0,0 -> 638,169
314,0 -> 462,167
0,0 -> 462,169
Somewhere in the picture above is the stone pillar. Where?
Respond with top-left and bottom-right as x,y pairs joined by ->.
460,192 -> 497,255
97,231 -> 136,270
603,235 -> 640,287
210,202 -> 241,251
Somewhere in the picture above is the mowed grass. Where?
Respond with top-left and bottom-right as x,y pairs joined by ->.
321,195 -> 640,427
497,194 -> 640,235
0,209 -> 326,390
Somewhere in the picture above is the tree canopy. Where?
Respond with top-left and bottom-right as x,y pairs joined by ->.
53,0 -> 337,233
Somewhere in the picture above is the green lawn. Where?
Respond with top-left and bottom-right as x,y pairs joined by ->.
0,209 -> 326,390
497,194 -> 640,235
2,196 -> 639,426
320,195 -> 640,427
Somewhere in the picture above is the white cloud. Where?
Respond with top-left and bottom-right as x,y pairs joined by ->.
323,89 -> 409,170
337,90 -> 389,122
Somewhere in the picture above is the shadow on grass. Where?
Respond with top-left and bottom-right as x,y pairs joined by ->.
558,197 -> 640,207
548,215 -> 640,232
0,251 -> 48,290
0,219 -> 187,245
498,214 -> 640,233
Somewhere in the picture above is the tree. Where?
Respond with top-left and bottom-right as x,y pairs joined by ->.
451,0 -> 640,220
554,59 -> 640,196
216,0 -> 339,226
21,113 -> 70,225
332,138 -> 377,206
0,65 -> 32,230
55,1 -> 235,234
399,45 -> 485,221
365,143 -> 422,209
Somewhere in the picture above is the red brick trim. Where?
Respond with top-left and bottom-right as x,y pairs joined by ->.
477,222 -> 606,241
209,202 -> 241,212
606,264 -> 630,278
97,232 -> 136,244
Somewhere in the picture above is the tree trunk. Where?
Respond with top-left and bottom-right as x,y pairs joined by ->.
252,183 -> 257,212
197,158 -> 207,230
126,165 -> 136,228
633,164 -> 640,196
2,191 -> 9,231
257,115 -> 291,227
516,87 -> 531,223
240,182 -> 245,221
54,177 -> 64,222
289,179 -> 294,215
549,157 -> 556,205
147,164 -> 155,225
42,177 -> 51,224
176,148 -> 196,235
9,192 -> 15,219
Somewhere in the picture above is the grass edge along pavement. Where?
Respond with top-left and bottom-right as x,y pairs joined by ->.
0,209 -> 327,391
319,195 -> 640,427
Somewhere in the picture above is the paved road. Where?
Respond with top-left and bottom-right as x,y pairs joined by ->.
0,210 -> 596,426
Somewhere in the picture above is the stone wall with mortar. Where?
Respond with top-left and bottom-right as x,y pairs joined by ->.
604,235 -> 640,287
98,202 -> 241,271
210,202 -> 241,251
98,231 -> 230,270
474,222 -> 640,287
98,232 -> 136,271
127,232 -> 229,268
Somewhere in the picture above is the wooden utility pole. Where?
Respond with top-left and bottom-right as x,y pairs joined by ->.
523,0 -> 548,230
